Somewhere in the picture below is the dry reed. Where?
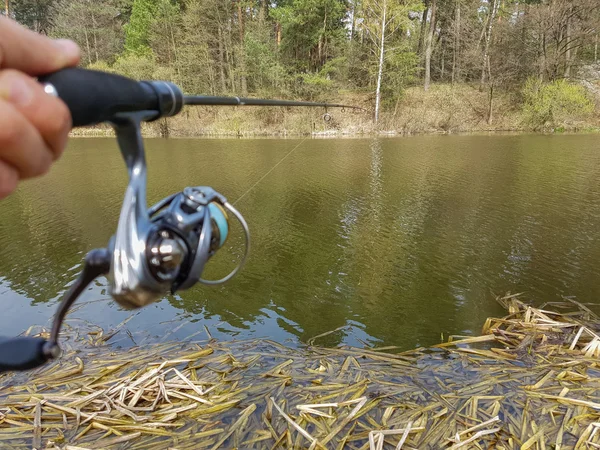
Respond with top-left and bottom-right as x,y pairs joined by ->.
1,293 -> 600,449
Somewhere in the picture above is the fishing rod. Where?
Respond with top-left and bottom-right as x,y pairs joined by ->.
0,68 -> 361,373
39,68 -> 364,127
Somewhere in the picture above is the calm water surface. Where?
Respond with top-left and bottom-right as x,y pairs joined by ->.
1,135 -> 600,349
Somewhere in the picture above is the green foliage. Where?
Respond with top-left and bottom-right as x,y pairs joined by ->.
86,60 -> 114,73
149,0 -> 181,66
244,25 -> 289,95
124,0 -> 157,56
271,0 -> 348,71
299,71 -> 335,96
52,0 -> 123,65
359,0 -> 424,37
319,56 -> 347,80
522,78 -> 595,128
112,53 -> 157,79
10,0 -> 55,33
175,0 -> 224,95
380,49 -> 419,107
288,57 -> 346,98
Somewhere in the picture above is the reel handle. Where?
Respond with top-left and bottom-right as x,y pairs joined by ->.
38,68 -> 184,127
0,337 -> 56,373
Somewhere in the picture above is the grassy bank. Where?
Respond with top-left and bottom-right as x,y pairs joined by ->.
2,294 -> 600,448
70,82 -> 600,138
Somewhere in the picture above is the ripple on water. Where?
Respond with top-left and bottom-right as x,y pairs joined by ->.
1,135 -> 600,348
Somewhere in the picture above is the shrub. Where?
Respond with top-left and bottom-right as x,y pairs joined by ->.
522,78 -> 594,128
112,53 -> 157,80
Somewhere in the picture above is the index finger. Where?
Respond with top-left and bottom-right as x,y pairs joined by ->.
0,17 -> 80,75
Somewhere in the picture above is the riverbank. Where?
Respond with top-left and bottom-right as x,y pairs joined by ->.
69,82 -> 600,138
2,294 -> 600,449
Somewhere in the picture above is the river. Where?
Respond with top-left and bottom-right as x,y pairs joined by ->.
1,135 -> 599,349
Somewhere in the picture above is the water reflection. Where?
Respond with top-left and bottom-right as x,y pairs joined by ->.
1,135 -> 600,349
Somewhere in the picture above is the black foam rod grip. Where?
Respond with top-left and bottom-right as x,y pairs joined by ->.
38,68 -> 159,127
0,337 -> 49,372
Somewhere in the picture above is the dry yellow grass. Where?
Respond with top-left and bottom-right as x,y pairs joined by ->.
69,82 -> 600,138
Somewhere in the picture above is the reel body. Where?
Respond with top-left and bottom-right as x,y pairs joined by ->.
106,112 -> 249,311
0,109 -> 250,373
109,185 -> 241,309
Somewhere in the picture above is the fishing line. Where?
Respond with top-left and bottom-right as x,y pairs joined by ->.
232,136 -> 309,206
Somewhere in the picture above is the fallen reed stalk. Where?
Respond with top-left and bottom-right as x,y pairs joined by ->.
1,294 -> 600,449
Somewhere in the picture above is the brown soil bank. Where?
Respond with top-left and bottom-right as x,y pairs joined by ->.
1,294 -> 600,449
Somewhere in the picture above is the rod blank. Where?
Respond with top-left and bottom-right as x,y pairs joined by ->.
184,96 -> 364,110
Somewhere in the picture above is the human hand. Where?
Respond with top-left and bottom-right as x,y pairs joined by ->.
0,17 -> 80,199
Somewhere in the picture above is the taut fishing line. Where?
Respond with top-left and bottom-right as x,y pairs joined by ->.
232,136 -> 309,206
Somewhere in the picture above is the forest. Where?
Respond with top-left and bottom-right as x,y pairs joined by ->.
5,0 -> 600,134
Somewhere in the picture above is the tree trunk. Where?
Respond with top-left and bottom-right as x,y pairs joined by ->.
218,26 -> 227,93
417,0 -> 429,56
259,0 -> 266,24
228,43 -> 237,93
541,31 -> 547,81
169,22 -> 177,66
374,0 -> 387,124
205,50 -> 216,95
521,3 -> 528,76
350,0 -> 357,41
451,0 -> 460,84
170,22 -> 179,82
317,39 -> 322,69
476,19 -> 486,51
276,23 -> 281,47
237,2 -> 248,95
318,9 -> 327,67
440,38 -> 445,80
487,83 -> 494,125
393,94 -> 402,117
91,11 -> 99,63
424,0 -> 436,91
83,28 -> 92,65
564,4 -> 572,78
4,0 -> 8,17
227,13 -> 237,92
480,0 -> 497,89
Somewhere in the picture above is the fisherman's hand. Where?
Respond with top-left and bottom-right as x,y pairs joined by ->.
0,17 -> 80,199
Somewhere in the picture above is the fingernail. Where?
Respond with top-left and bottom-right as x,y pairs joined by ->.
9,78 -> 33,107
53,39 -> 80,61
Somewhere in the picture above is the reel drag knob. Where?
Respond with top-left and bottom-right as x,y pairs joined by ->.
147,230 -> 187,282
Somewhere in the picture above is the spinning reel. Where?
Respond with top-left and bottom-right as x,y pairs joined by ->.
0,68 -> 360,373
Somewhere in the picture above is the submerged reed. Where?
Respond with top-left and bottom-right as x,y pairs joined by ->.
1,294 -> 600,449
